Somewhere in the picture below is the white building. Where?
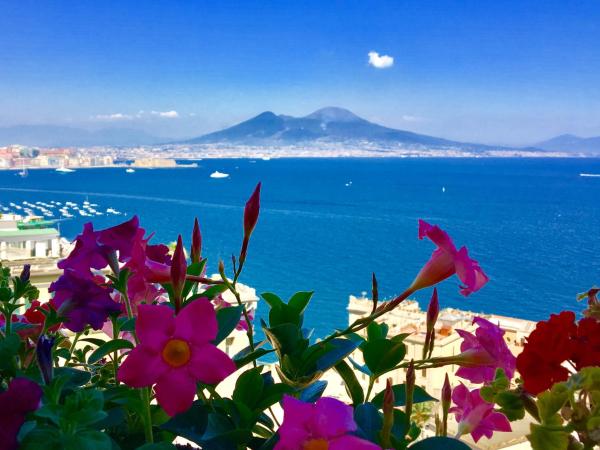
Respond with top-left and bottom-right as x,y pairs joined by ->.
0,214 -> 60,260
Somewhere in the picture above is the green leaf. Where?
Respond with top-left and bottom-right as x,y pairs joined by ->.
160,400 -> 209,444
53,367 -> 92,388
233,367 -> 265,410
529,421 -> 570,450
314,338 -> 359,372
87,339 -> 134,364
353,403 -> 382,443
261,292 -> 284,309
367,322 -> 388,341
288,291 -> 313,315
372,384 -> 436,408
334,360 -> 364,405
299,380 -> 327,403
199,283 -> 228,300
234,346 -> 274,369
349,357 -> 372,376
63,430 -> 113,450
362,339 -> 406,376
213,305 -> 243,345
409,436 -> 472,449
0,332 -> 20,370
537,385 -> 569,423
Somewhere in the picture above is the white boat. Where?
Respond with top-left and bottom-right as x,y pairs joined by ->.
56,167 -> 75,173
580,173 -> 600,177
126,168 -> 135,173
210,171 -> 230,179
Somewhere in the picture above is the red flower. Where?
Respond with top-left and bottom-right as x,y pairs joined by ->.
516,311 -> 577,395
572,317 -> 600,369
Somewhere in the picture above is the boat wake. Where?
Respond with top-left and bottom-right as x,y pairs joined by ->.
580,173 -> 600,177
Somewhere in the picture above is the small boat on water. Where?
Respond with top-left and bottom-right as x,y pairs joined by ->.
210,171 -> 230,179
126,168 -> 135,173
580,173 -> 600,177
56,167 -> 75,173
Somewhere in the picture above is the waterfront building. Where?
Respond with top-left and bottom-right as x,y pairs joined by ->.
0,214 -> 61,261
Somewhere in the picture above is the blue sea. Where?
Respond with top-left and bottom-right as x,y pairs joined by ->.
1,158 -> 599,335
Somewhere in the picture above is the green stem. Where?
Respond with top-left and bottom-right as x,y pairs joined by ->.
141,387 -> 154,443
3,310 -> 12,336
111,317 -> 120,384
65,332 -> 81,366
365,377 -> 375,402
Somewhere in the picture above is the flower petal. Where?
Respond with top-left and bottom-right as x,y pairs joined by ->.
136,304 -> 175,351
330,435 -> 381,450
174,298 -> 218,345
312,397 -> 356,439
188,343 -> 235,385
455,247 -> 489,296
118,345 -> 168,387
155,369 -> 197,416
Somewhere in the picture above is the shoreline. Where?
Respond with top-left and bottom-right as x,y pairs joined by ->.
2,153 -> 600,172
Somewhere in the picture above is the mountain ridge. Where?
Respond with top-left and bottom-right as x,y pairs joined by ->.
182,106 -> 466,148
536,134 -> 600,154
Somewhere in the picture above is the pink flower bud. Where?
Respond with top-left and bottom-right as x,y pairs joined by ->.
243,182 -> 261,238
426,288 -> 440,329
383,377 -> 395,416
190,218 -> 202,264
170,235 -> 187,312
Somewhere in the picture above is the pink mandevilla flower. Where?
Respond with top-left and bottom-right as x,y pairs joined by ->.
455,317 -> 516,383
275,395 -> 381,450
450,384 -> 511,443
410,220 -> 489,296
118,300 -> 236,416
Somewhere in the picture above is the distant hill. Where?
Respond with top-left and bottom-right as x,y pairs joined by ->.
536,134 -> 600,155
0,125 -> 163,147
182,107 -> 471,148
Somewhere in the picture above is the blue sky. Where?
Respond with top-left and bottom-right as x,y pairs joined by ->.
1,0 -> 599,145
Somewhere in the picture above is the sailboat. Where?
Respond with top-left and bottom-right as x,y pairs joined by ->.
18,160 -> 28,177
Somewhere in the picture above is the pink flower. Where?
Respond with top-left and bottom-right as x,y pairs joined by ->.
118,300 -> 236,416
240,183 -> 261,263
0,378 -> 43,450
275,395 -> 380,450
213,295 -> 255,331
410,220 -> 489,296
455,317 -> 516,383
450,384 -> 511,443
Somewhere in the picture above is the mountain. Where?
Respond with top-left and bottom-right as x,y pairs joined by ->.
183,107 -> 465,148
536,134 -> 600,155
0,125 -> 164,147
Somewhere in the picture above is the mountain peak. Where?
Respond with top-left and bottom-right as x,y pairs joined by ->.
305,107 -> 362,123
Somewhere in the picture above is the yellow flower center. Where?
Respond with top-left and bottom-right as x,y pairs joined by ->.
303,439 -> 329,450
161,339 -> 191,367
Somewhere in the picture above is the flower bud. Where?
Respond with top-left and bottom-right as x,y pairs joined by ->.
441,373 -> 451,436
423,288 -> 439,359
36,335 -> 55,384
381,378 -> 395,448
405,360 -> 416,428
190,218 -> 202,264
243,182 -> 261,238
19,264 -> 31,283
170,235 -> 187,312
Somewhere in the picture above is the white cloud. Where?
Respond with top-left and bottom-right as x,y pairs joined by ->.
94,113 -> 133,121
402,115 -> 424,122
368,51 -> 394,69
151,110 -> 179,118
92,109 -> 180,121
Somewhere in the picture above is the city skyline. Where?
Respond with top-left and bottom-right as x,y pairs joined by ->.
1,1 -> 599,146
